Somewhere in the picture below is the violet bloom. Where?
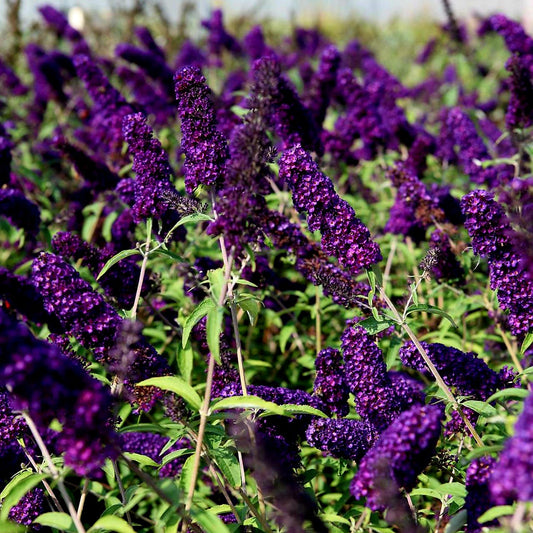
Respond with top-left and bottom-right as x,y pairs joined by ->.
306,418 -> 376,461
39,5 -> 90,55
8,488 -> 45,527
428,229 -> 465,285
342,326 -> 404,430
313,347 -> 349,417
0,57 -> 28,97
0,124 -> 13,184
135,26 -> 166,59
466,456 -> 497,532
505,54 -> 533,131
279,144 -> 382,275
120,431 -> 189,478
0,188 -> 40,239
174,66 -> 228,193
490,391 -> 533,503
303,45 -> 341,127
444,108 -> 514,187
201,9 -> 243,63
174,40 -> 206,70
31,253 -> 170,410
0,309 -> 118,476
251,56 -> 323,155
243,26 -> 277,60
351,404 -> 443,511
461,190 -> 533,336
478,14 -> 533,58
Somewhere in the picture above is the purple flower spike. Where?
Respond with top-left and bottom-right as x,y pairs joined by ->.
466,457 -> 497,532
306,418 -> 376,461
351,404 -> 443,511
490,391 -> 533,503
0,57 -> 28,97
8,488 -> 45,527
505,54 -> 533,131
279,144 -> 381,275
313,347 -> 349,417
174,66 -> 228,193
0,188 -> 40,239
341,326 -> 402,430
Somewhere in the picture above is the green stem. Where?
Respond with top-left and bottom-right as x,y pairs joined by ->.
130,220 -> 153,321
378,286 -> 484,447
315,285 -> 322,356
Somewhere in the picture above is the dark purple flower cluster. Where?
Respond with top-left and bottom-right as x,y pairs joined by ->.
201,9 -> 243,64
120,431 -> 189,478
279,144 -> 382,275
427,229 -> 465,284
0,57 -> 28,97
490,391 -> 533,503
251,56 -> 323,155
8,488 -> 45,528
31,252 -> 170,409
313,347 -> 349,416
39,5 -> 90,55
461,190 -> 533,336
505,54 -> 533,131
0,309 -> 118,476
305,418 -> 376,461
465,456 -> 497,532
351,404 -> 443,511
441,108 -> 514,187
342,326 -> 410,431
174,66 -> 228,193
0,188 -> 40,239
478,14 -> 533,58
243,26 -> 277,61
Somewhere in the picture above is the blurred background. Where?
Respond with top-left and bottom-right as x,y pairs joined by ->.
2,0 -> 533,27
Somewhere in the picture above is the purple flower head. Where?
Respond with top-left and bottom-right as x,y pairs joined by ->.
306,418 -> 376,461
490,391 -> 533,503
351,404 -> 443,511
313,347 -> 349,417
31,253 -> 170,410
174,40 -> 206,70
120,431 -> 189,477
243,26 -> 276,60
416,38 -> 437,64
122,112 -> 178,222
174,66 -> 228,193
251,56 -> 323,155
478,14 -> 533,57
0,57 -> 28,97
466,456 -> 497,532
39,5 -> 90,55
462,190 -> 533,336
8,488 -> 45,527
505,54 -> 533,131
428,229 -> 465,284
0,309 -> 118,476
279,144 -> 382,274
135,26 -> 166,59
341,326 -> 402,430
0,188 -> 40,239
444,108 -> 514,187
201,9 -> 243,63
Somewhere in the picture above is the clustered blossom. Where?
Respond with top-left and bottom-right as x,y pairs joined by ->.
279,144 -> 382,275
505,54 -> 533,131
0,309 -> 117,476
0,188 -> 41,239
465,456 -> 497,532
313,347 -> 349,416
490,391 -> 533,503
441,108 -> 514,187
351,404 -> 444,510
120,431 -> 189,478
478,14 -> 533,58
0,57 -> 28,97
201,9 -> 243,64
31,252 -> 170,409
461,190 -> 533,336
428,229 -> 465,284
305,418 -> 376,461
8,488 -> 45,528
174,66 -> 228,193
39,5 -> 90,55
342,326 -> 408,430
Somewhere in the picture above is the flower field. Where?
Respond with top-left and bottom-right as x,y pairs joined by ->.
0,3 -> 532,532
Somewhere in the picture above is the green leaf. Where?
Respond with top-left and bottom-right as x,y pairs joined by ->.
0,471 -> 47,520
87,515 -> 135,533
279,325 -> 295,352
97,249 -> 141,281
210,446 -> 241,488
160,448 -> 191,466
444,509 -> 467,533
210,395 -> 286,415
179,454 -> 195,494
89,515 -> 137,533
486,388 -> 529,404
438,482 -> 467,499
520,331 -> 533,355
191,509 -> 231,533
177,344 -> 194,383
319,513 -> 351,526
122,452 -> 160,468
405,304 -> 458,328
207,268 -> 225,302
151,248 -> 182,262
137,376 -> 202,410
462,400 -> 498,418
0,521 -> 25,533
34,512 -> 76,532
477,505 -> 515,523
237,297 -> 261,325
410,488 -> 442,500
280,404 -> 328,418
164,212 -> 212,239
181,297 -> 216,348
206,306 -> 224,364
358,316 -> 396,335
